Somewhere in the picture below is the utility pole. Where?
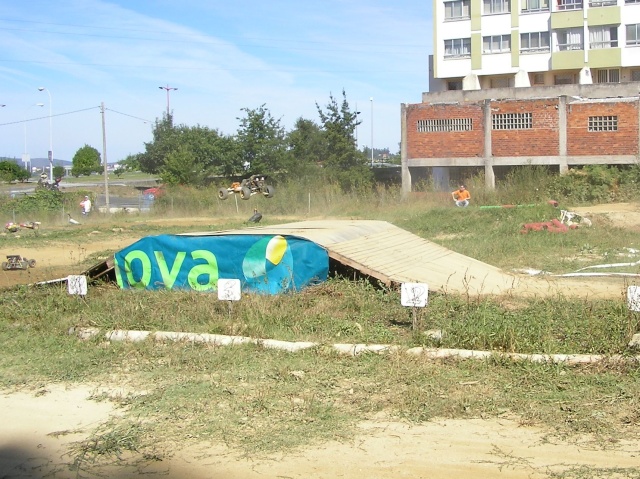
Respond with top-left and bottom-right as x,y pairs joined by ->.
370,97 -> 374,167
101,102 -> 109,211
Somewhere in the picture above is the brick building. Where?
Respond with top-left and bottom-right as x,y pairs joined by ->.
400,0 -> 640,191
401,83 -> 640,192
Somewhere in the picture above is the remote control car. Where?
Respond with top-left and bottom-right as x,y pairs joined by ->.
218,175 -> 275,201
2,255 -> 36,271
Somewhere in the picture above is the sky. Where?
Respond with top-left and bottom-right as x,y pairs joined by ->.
0,0 -> 432,164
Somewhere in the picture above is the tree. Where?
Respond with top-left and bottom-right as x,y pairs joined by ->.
138,115 -> 176,174
316,90 -> 372,190
119,153 -> 142,173
139,114 -> 239,185
71,144 -> 102,177
52,165 -> 65,179
236,105 -> 289,179
0,160 -> 30,183
287,118 -> 327,176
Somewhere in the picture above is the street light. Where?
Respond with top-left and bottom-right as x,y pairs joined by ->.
38,87 -> 53,182
23,103 -> 44,175
354,103 -> 361,146
370,97 -> 374,167
159,84 -> 178,117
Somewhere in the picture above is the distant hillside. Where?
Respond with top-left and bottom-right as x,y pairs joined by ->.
0,157 -> 72,168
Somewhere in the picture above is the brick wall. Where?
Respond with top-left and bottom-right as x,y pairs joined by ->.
406,103 -> 484,158
566,101 -> 639,156
406,97 -> 640,160
490,99 -> 559,157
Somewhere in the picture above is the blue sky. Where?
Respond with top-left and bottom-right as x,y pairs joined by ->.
0,0 -> 432,163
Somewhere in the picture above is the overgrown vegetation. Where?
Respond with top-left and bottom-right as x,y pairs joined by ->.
1,169 -> 640,475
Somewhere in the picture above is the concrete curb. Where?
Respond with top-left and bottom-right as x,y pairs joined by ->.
69,327 -> 640,364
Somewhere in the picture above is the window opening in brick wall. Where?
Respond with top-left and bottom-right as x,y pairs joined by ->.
445,0 -> 471,20
447,80 -> 463,90
492,113 -> 533,130
417,118 -> 473,132
588,116 -> 618,132
632,69 -> 640,81
627,24 -> 640,46
595,69 -> 620,83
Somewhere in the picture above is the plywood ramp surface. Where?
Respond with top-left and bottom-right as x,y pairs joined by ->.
189,220 -> 527,296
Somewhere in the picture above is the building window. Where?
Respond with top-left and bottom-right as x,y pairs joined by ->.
447,80 -> 463,90
588,116 -> 618,131
444,0 -> 471,20
594,69 -> 620,83
483,34 -> 511,53
417,118 -> 473,132
483,0 -> 510,14
632,70 -> 640,81
625,0 -> 640,3
490,77 -> 513,88
523,0 -> 549,12
556,28 -> 583,51
444,38 -> 472,57
554,73 -> 576,84
589,26 -> 618,49
557,0 -> 583,10
521,32 -> 550,52
533,73 -> 545,85
492,113 -> 533,130
627,24 -> 640,46
589,0 -> 617,6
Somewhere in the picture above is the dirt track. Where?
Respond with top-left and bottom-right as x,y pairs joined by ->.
1,209 -> 640,478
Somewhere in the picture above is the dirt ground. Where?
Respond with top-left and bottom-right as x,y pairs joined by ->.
2,207 -> 640,478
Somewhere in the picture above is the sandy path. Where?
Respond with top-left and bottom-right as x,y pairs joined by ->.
1,385 -> 638,479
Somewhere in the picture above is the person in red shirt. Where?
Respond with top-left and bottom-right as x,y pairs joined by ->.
452,185 -> 470,207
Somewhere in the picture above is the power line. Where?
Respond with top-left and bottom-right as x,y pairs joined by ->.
0,106 -> 100,127
105,108 -> 152,123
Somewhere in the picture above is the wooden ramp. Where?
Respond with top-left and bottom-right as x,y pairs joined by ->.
188,220 -> 523,296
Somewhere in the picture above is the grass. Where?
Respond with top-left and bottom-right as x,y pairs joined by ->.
1,172 -> 640,474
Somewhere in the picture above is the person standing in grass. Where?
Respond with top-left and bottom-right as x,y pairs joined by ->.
452,185 -> 470,207
80,195 -> 92,215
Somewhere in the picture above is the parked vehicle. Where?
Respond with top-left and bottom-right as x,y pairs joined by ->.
218,175 -> 275,201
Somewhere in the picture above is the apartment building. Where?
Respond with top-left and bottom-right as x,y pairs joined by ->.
400,0 -> 640,192
431,0 -> 640,90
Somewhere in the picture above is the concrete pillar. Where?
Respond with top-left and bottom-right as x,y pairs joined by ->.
558,95 -> 568,174
483,99 -> 495,189
400,103 -> 412,196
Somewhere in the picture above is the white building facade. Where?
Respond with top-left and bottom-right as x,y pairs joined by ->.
430,0 -> 640,91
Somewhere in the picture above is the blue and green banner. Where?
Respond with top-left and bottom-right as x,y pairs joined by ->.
114,234 -> 329,294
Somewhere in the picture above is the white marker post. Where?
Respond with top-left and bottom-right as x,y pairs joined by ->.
218,278 -> 242,318
401,282 -> 428,331
627,286 -> 640,312
67,275 -> 88,297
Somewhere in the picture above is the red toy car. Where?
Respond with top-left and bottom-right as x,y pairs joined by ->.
143,185 -> 165,200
